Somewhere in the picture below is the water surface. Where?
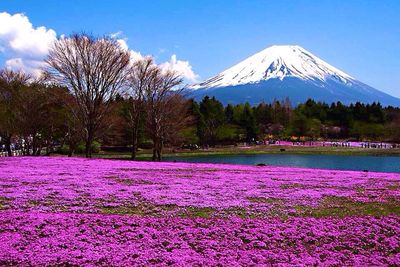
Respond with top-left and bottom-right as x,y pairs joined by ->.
165,153 -> 400,173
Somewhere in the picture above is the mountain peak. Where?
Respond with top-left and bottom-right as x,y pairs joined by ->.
192,45 -> 353,89
190,45 -> 400,106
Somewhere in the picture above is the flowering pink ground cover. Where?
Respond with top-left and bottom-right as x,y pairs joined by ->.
1,157 -> 400,266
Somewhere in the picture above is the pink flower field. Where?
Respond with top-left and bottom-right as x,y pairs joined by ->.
1,157 -> 400,266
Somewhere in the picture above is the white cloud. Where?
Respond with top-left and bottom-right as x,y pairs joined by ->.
160,54 -> 199,83
116,38 -> 129,51
112,32 -> 130,52
126,46 -> 199,83
129,50 -> 146,61
0,12 -> 200,83
5,58 -> 45,77
110,31 -> 123,39
0,12 -> 57,75
109,32 -> 199,83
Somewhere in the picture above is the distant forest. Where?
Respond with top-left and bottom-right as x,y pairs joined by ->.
172,96 -> 400,146
106,95 -> 400,149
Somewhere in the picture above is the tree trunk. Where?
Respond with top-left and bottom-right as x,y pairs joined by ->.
68,142 -> 76,157
151,138 -> 162,161
32,135 -> 37,156
152,137 -> 158,161
131,128 -> 138,160
4,135 -> 12,157
156,149 -> 161,161
36,146 -> 41,156
85,139 -> 92,158
45,140 -> 52,156
85,123 -> 95,158
157,140 -> 163,161
26,143 -> 30,156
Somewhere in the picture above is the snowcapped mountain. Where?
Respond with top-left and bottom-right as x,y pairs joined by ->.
190,45 -> 400,106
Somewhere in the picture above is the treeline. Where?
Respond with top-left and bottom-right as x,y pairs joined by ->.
184,97 -> 400,145
1,34 -> 399,160
102,96 -> 400,151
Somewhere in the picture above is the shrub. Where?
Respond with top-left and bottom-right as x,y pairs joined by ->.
91,141 -> 101,153
59,144 -> 70,155
75,142 -> 86,154
75,141 -> 101,154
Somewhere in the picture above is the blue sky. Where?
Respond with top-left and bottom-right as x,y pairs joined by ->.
0,0 -> 399,97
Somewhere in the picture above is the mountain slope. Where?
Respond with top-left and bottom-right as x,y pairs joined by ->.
190,45 -> 400,106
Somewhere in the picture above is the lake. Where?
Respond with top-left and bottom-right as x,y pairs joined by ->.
165,153 -> 400,173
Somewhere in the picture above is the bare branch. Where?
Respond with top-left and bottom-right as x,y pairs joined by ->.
45,33 -> 130,157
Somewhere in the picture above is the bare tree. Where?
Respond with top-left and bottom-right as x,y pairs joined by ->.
45,33 -> 130,157
159,94 -> 193,146
0,69 -> 31,84
144,67 -> 189,161
0,69 -> 32,156
125,57 -> 159,159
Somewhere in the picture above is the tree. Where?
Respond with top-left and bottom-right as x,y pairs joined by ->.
45,33 -> 130,157
385,106 -> 400,142
350,121 -> 384,140
125,57 -> 158,159
143,65 -> 186,161
14,82 -> 50,155
225,104 -> 234,124
385,119 -> 400,142
188,99 -> 202,143
198,96 -> 225,146
158,94 -> 192,148
45,86 -> 80,156
307,118 -> 322,139
239,103 -> 258,142
287,111 -> 309,137
0,69 -> 31,156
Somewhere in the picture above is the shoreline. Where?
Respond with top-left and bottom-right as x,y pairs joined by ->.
94,145 -> 400,160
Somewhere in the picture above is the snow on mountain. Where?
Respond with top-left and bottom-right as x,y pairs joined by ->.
190,45 -> 400,106
192,45 -> 353,89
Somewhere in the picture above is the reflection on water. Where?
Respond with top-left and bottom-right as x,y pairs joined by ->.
165,154 -> 400,173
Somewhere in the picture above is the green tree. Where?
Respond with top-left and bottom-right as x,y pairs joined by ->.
287,111 -> 309,137
239,103 -> 258,142
198,96 -> 225,146
0,70 -> 31,156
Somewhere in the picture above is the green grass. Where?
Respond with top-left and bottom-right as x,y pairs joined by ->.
0,197 -> 10,210
100,205 -> 145,216
295,196 -> 400,217
4,192 -> 399,218
99,204 -> 216,218
247,197 -> 285,204
79,145 -> 400,161
180,207 -> 216,218
164,146 -> 400,157
100,203 -> 179,216
246,195 -> 400,218
387,184 -> 400,190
